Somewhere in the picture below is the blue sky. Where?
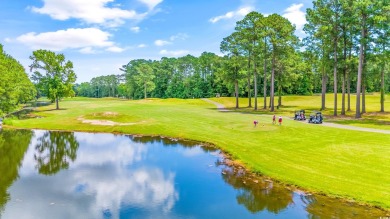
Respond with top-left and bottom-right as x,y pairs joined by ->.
0,0 -> 312,82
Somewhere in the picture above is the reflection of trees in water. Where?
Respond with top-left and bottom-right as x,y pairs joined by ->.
220,165 -> 293,214
303,193 -> 387,219
34,131 -> 79,175
0,129 -> 33,212
130,135 -> 218,152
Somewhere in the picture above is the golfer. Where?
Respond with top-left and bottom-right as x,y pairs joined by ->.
278,116 -> 282,125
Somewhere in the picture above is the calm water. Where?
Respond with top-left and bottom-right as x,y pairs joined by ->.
0,129 -> 387,219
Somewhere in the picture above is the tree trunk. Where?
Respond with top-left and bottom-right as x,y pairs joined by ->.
247,76 -> 251,107
347,43 -> 352,111
362,43 -> 367,114
247,58 -> 251,107
144,82 -> 147,99
355,14 -> 365,118
347,73 -> 351,111
270,50 -> 275,112
341,28 -> 347,115
333,37 -> 338,116
55,97 -> 59,110
235,79 -> 239,109
263,37 -> 267,109
380,63 -> 385,112
321,66 -> 326,110
277,79 -> 282,108
341,70 -> 346,115
362,79 -> 366,114
362,23 -> 368,113
254,61 -> 258,110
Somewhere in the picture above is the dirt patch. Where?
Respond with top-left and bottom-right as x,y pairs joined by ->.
102,112 -> 119,116
77,116 -> 141,126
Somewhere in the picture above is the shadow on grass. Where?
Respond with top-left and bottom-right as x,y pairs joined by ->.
38,108 -> 69,112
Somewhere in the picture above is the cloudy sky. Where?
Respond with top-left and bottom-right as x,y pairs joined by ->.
0,0 -> 312,82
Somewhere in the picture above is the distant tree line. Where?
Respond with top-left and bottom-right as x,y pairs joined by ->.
1,0 -> 388,117
76,0 -> 389,117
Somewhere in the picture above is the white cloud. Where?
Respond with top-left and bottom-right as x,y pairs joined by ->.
131,26 -> 141,33
154,33 -> 188,48
138,44 -> 147,48
169,33 -> 188,41
106,46 -> 125,53
282,3 -> 306,34
138,0 -> 163,10
30,0 -> 143,27
79,47 -> 97,54
160,49 -> 189,57
209,6 -> 253,23
15,28 -> 117,52
154,39 -> 171,46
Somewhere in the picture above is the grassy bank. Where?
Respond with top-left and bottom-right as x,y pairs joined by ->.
6,96 -> 390,210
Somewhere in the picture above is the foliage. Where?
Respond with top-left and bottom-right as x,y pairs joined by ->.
0,44 -> 36,116
30,50 -> 76,109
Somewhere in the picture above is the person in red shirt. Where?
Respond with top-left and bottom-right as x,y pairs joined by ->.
272,114 -> 276,125
278,116 -> 282,125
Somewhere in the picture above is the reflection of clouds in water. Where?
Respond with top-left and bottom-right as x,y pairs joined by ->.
181,146 -> 204,157
75,132 -> 118,146
82,168 -> 178,218
3,132 -> 178,219
74,138 -> 146,167
18,130 -> 46,176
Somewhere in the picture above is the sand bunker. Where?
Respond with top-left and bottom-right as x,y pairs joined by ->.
77,116 -> 140,126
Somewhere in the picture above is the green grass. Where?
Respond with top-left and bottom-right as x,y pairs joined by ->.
211,93 -> 390,130
6,95 -> 390,210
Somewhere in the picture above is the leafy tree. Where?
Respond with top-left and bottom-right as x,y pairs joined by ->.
135,63 -> 155,99
235,12 -> 265,110
0,45 -> 36,116
267,14 -> 298,111
30,50 -> 76,110
374,0 -> 390,112
220,32 -> 247,108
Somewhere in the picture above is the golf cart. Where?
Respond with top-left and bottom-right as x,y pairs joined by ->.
308,111 -> 323,124
294,110 -> 306,120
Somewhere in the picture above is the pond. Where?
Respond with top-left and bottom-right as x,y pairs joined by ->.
0,129 -> 387,219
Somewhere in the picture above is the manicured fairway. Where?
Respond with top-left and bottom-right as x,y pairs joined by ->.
6,96 -> 390,210
211,93 -> 390,130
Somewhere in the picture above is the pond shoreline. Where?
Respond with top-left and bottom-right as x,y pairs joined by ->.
3,125 -> 390,215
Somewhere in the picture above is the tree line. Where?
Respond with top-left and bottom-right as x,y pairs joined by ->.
76,0 -> 389,118
1,0 -> 388,116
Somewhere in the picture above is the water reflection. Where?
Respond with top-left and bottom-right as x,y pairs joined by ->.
219,158 -> 388,218
131,135 -> 218,152
219,162 -> 293,214
34,131 -> 79,175
2,131 -> 179,219
0,130 -> 388,219
0,129 -> 33,212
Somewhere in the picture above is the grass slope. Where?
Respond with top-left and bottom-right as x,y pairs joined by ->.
6,96 -> 390,210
